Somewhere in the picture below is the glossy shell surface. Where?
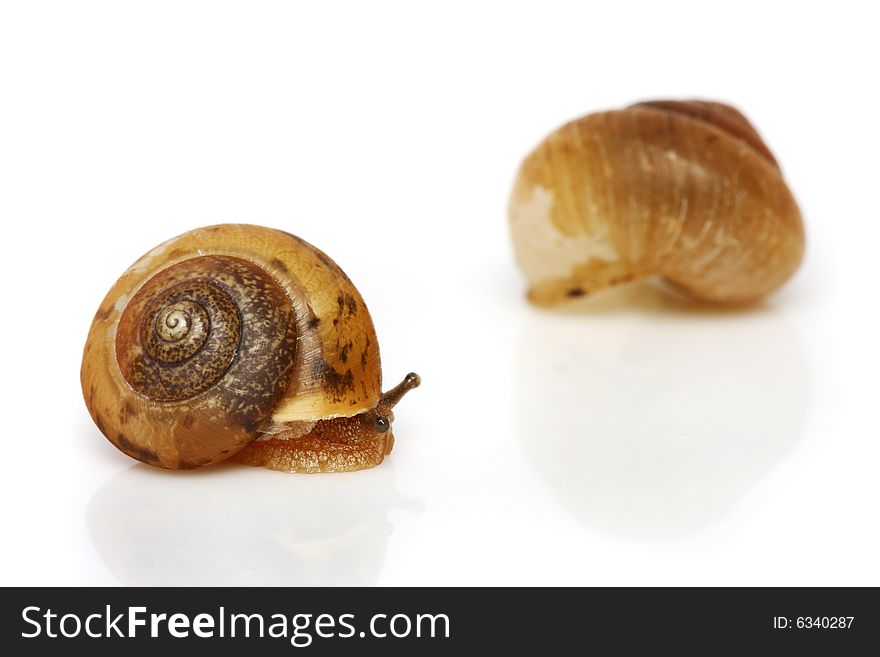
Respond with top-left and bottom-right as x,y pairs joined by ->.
81,224 -> 381,468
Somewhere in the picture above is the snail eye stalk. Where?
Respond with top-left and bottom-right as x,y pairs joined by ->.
381,372 -> 421,408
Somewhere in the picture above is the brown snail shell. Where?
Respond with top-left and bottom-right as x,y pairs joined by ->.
81,224 -> 419,472
509,100 -> 805,306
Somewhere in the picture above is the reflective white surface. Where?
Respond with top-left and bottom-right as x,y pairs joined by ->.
88,464 -> 421,586
1,1 -> 877,586
517,286 -> 810,540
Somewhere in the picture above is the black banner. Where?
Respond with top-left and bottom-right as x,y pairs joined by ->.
1,587 -> 877,654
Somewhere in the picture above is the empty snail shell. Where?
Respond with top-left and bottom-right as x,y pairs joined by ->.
81,224 -> 420,473
509,100 -> 805,306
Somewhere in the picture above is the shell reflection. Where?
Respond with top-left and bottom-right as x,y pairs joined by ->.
517,283 -> 810,539
87,463 -> 420,585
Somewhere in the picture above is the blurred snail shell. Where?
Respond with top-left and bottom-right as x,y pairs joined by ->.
509,100 -> 805,306
81,224 -> 420,472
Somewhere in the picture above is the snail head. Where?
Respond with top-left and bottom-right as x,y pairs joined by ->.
281,372 -> 422,462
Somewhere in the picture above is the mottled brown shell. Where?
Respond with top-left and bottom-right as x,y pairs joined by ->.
81,224 -> 382,469
509,100 -> 805,306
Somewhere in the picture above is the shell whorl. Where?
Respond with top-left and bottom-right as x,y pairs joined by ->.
115,255 -> 295,407
86,254 -> 299,468
120,276 -> 239,402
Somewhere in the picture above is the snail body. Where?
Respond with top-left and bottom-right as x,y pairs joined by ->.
81,224 -> 419,472
509,100 -> 805,306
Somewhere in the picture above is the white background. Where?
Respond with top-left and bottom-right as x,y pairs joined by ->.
1,1 -> 877,586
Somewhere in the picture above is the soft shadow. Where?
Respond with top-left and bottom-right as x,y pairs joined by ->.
517,283 -> 811,539
87,462 -> 421,586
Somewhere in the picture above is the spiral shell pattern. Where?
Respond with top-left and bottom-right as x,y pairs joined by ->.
82,225 -> 383,470
84,254 -> 298,468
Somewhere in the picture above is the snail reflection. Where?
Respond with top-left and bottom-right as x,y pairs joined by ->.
517,283 -> 810,539
88,463 -> 421,586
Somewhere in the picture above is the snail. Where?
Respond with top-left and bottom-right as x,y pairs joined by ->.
81,224 -> 420,473
509,100 -> 805,306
